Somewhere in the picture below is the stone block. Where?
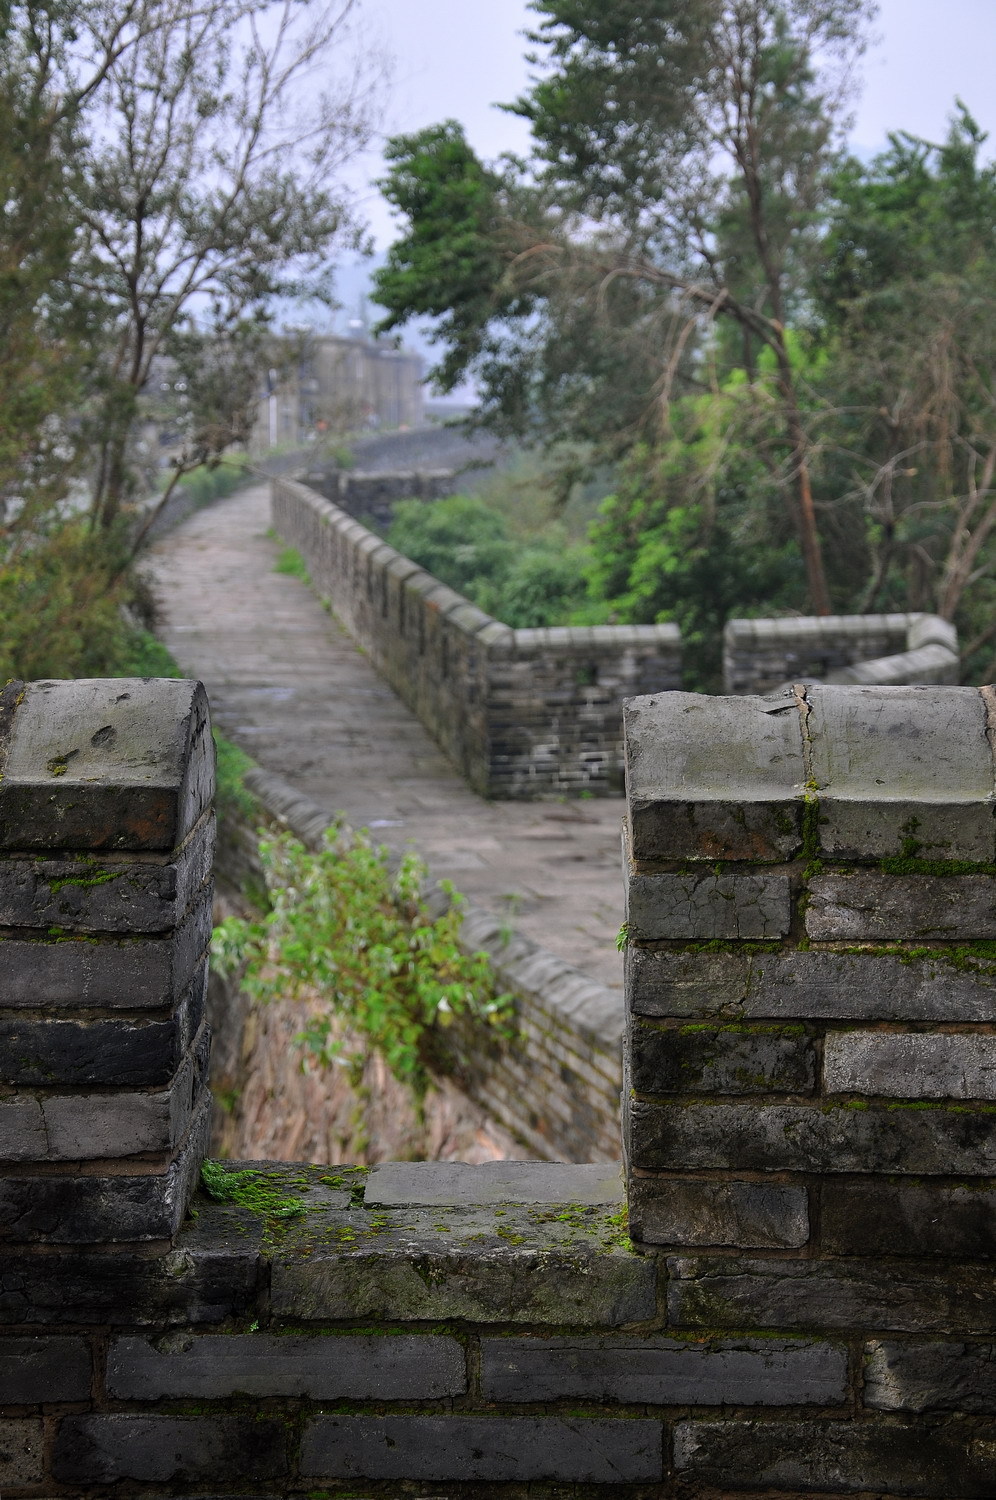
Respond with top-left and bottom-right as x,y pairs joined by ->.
299,1415 -> 662,1483
0,677 -> 212,852
668,1256 -> 996,1333
0,1418 -> 43,1486
0,1095 -> 47,1159
271,1206 -> 655,1326
825,1031 -> 996,1098
481,1335 -> 845,1406
107,1333 -> 465,1399
673,1415 -> 996,1496
865,1340 -> 996,1413
804,683 -> 993,859
0,1092 -> 208,1243
364,1160 -> 623,1206
624,690 -> 805,861
0,891 -> 212,1008
626,873 -> 792,941
628,1098 -> 996,1175
822,1181 -> 996,1259
0,814 -> 214,933
0,1211 -> 261,1326
0,1335 -> 91,1402
806,871 -> 996,941
52,1415 -> 288,1484
628,1177 -> 809,1249
0,966 -> 206,1086
630,1020 -> 815,1095
36,1062 -> 196,1159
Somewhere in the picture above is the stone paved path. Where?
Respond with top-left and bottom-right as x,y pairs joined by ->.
148,483 -> 625,990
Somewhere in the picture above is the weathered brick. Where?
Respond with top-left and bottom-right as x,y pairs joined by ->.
0,890 -> 211,1009
628,1177 -> 809,1249
628,947 -> 996,1023
271,1206 -> 655,1326
0,815 -> 213,933
107,1333 -> 465,1399
626,873 -> 792,941
822,1181 -> 996,1259
36,1065 -> 197,1160
481,1335 -> 845,1405
0,1094 -> 46,1159
673,1415 -> 996,1496
865,1340 -> 996,1413
825,1031 -> 996,1099
0,1418 -> 43,1485
0,677 -> 213,852
807,871 -> 996,941
0,1335 -> 91,1402
630,1020 -> 815,1095
624,690 -> 804,862
52,1414 -> 288,1484
300,1415 -> 662,1483
364,1160 -> 623,1206
628,1098 -> 996,1175
0,964 -> 206,1086
0,1091 -> 208,1243
668,1256 -> 996,1334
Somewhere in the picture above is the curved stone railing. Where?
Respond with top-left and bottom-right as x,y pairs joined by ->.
273,475 -> 681,797
724,611 -> 960,695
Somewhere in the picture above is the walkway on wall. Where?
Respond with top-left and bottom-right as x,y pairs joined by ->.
148,482 -> 625,990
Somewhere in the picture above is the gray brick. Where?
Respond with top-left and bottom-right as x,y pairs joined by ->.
627,873 -> 791,940
38,1064 -> 196,1160
822,1181 -> 996,1259
52,1415 -> 287,1484
0,816 -> 213,934
865,1340 -> 996,1413
364,1160 -> 623,1206
624,690 -> 805,862
825,1031 -> 996,1098
807,871 -> 996,941
0,1335 -> 91,1402
0,1091 -> 208,1243
630,1020 -> 815,1095
300,1415 -> 662,1483
668,1256 -> 996,1334
0,677 -> 212,852
481,1336 -> 845,1405
673,1415 -> 996,1496
0,1094 -> 46,1158
271,1206 -> 655,1326
107,1333 -> 465,1399
628,1098 -> 996,1175
805,683 -> 994,860
628,947 -> 996,1022
0,890 -> 211,1008
0,1418 -> 43,1485
628,1177 -> 809,1249
0,964 -> 207,1085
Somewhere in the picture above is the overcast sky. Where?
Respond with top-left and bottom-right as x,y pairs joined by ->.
329,0 -> 996,330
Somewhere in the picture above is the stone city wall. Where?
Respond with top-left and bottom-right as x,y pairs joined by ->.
6,674 -> 996,1497
622,680 -> 996,1494
212,763 -> 622,1164
724,610 -> 960,694
302,463 -> 458,531
273,475 -> 682,797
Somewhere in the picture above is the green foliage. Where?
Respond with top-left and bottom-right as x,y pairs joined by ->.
386,493 -> 586,628
200,1160 -> 306,1218
211,823 -> 514,1095
274,546 -> 311,582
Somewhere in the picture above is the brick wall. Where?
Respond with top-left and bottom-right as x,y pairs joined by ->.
302,463 -> 458,531
272,475 -> 682,796
622,680 -> 996,1493
724,611 -> 960,694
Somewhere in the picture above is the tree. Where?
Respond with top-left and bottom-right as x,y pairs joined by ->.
375,0 -> 876,613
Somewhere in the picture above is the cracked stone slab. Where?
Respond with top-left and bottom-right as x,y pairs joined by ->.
364,1161 -> 624,1207
626,873 -> 791,940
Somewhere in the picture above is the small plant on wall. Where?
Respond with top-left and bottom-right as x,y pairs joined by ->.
211,820 -> 514,1096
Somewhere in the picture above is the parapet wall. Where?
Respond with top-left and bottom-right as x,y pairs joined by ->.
724,610 -> 960,694
622,681 -> 996,1493
302,463 -> 457,531
273,475 -> 682,797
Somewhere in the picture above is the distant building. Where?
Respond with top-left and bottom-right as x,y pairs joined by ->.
250,332 -> 424,453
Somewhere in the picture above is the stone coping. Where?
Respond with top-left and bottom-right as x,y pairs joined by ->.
365,1161 -> 625,1206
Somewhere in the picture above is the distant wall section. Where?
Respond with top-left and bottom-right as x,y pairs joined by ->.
272,476 -> 682,798
724,612 -> 960,695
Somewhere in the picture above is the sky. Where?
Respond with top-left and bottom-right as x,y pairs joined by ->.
328,0 -> 996,334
